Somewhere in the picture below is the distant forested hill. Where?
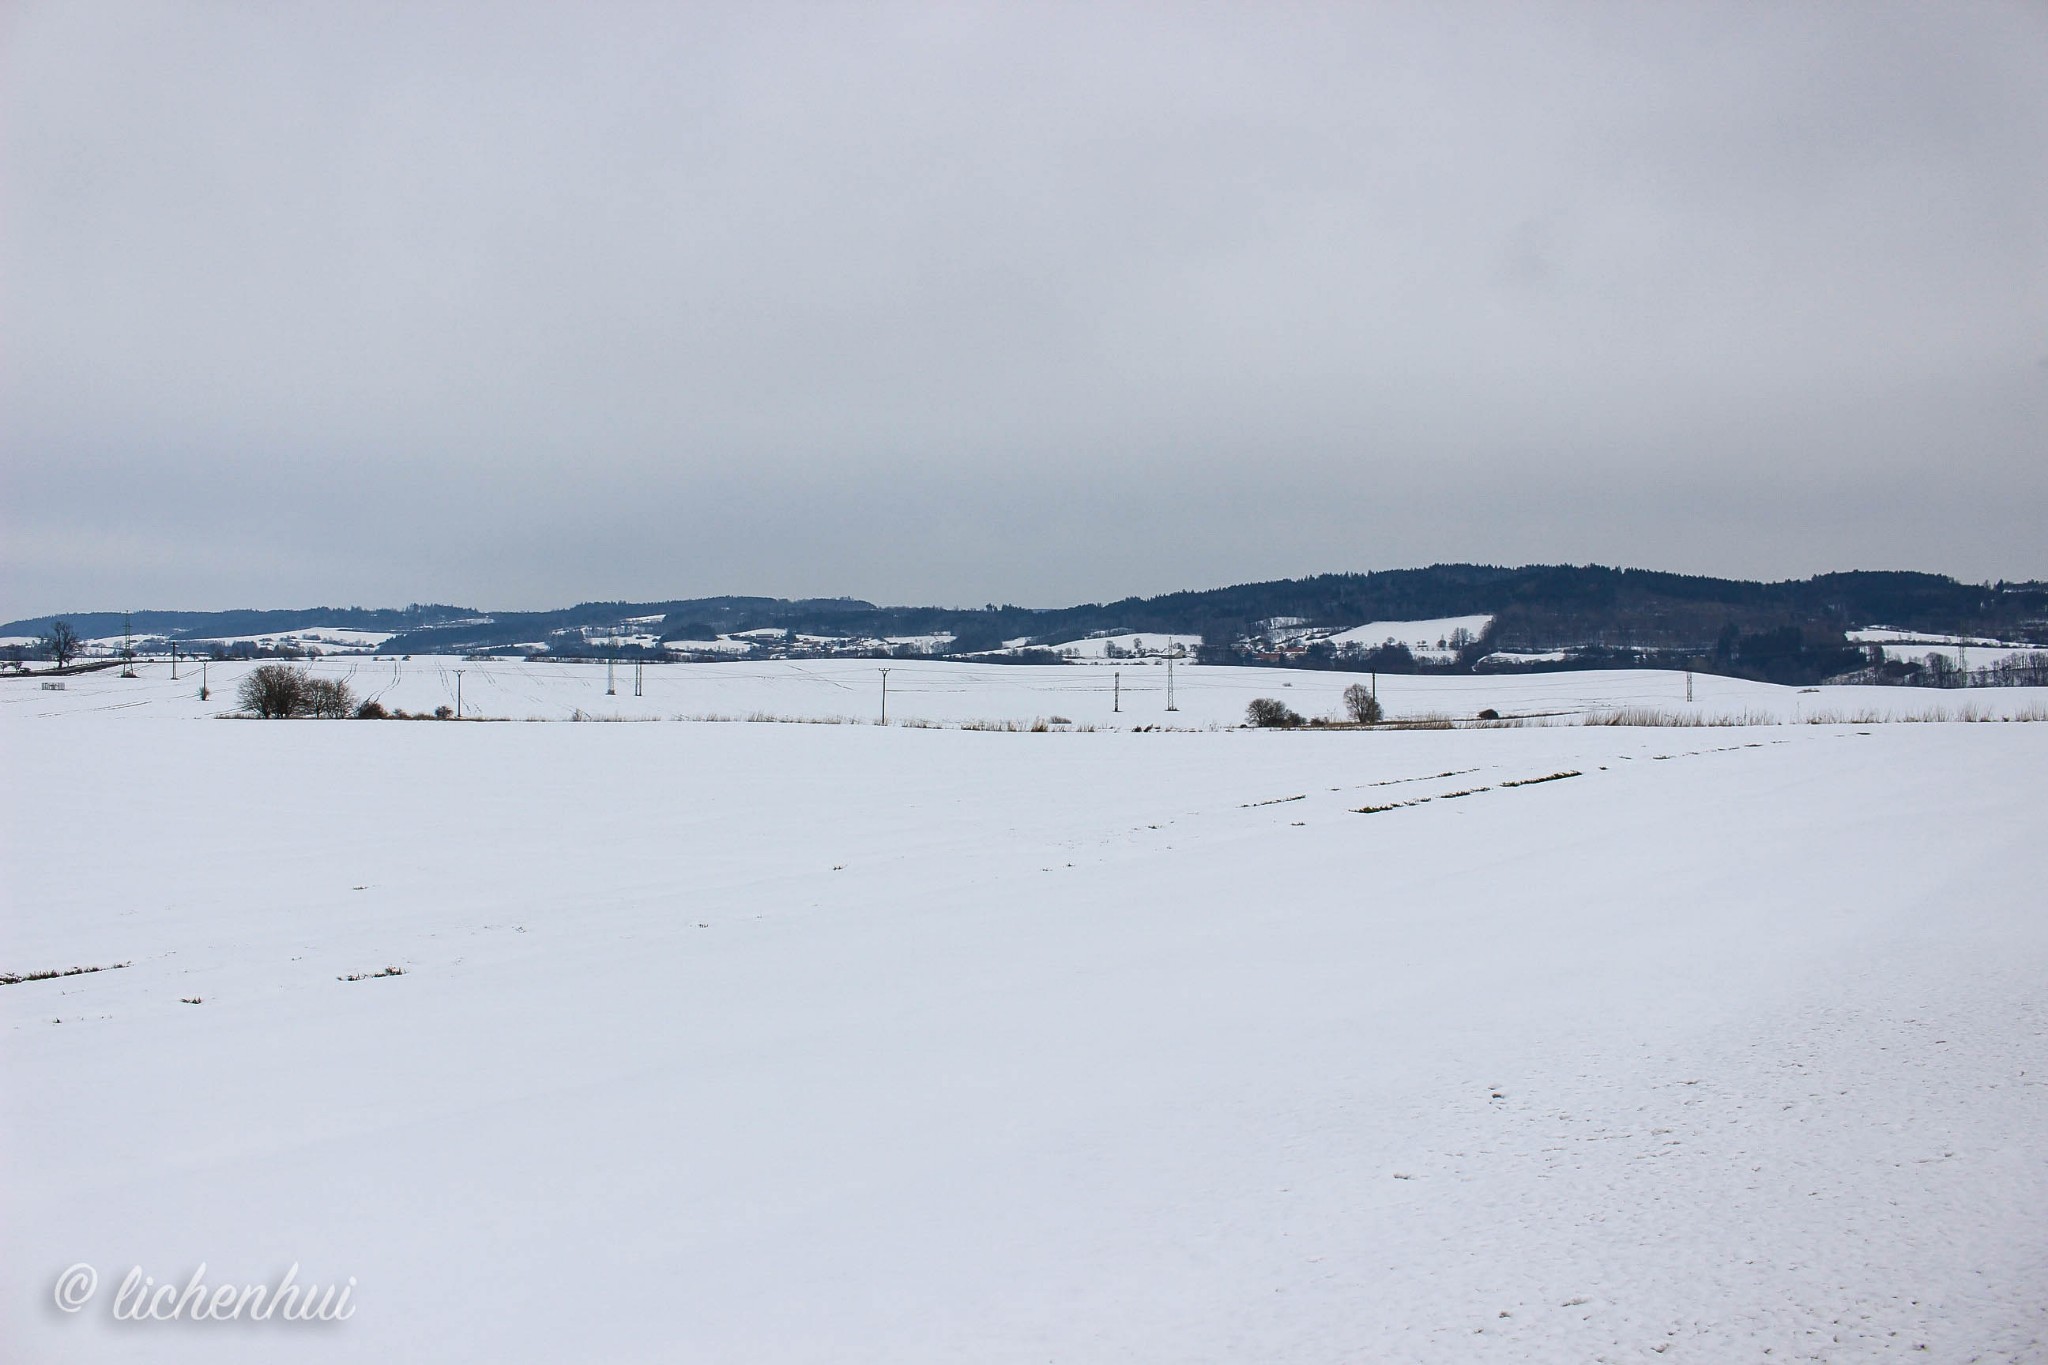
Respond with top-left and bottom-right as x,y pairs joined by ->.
0,604 -> 472,641
9,566 -> 2045,686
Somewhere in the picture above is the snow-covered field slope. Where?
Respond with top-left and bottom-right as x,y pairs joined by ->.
1847,629 -> 2031,648
1041,631 -> 1202,660
3,676 -> 2046,1363
1875,643 -> 2048,668
1324,614 -> 1495,656
1842,629 -> 2048,670
183,628 -> 398,649
8,655 -> 2046,727
1884,650 -> 2048,671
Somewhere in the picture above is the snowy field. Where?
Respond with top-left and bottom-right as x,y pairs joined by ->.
3,665 -> 2046,1363
1325,614 -> 1496,659
9,654 -> 2047,728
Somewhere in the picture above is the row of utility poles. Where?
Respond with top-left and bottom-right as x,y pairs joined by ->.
880,645 -> 1184,723
585,649 -> 1187,725
145,644 -> 1217,723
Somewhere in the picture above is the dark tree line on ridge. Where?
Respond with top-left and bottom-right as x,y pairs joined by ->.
8,566 -> 2043,689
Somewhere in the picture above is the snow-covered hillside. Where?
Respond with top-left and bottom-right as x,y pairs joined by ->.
1039,631 -> 1201,661
1846,628 -> 2032,648
1323,614 -> 1494,658
3,671 -> 2044,1362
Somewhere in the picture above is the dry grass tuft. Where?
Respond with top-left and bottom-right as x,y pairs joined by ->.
1,961 -> 130,987
1379,713 -> 1458,730
1584,707 -> 1776,727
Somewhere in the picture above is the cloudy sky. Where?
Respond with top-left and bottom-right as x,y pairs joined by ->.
3,2 -> 2044,617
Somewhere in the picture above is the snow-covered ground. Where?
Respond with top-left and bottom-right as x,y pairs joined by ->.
1846,628 -> 2031,648
969,631 -> 1201,660
1893,645 -> 2045,668
661,636 -> 756,655
1842,628 -> 2048,670
578,632 -> 662,651
1324,614 -> 1494,657
6,655 -> 2044,727
1477,649 -> 1572,667
184,628 -> 397,650
3,667 -> 2045,1363
1042,631 -> 1202,661
1872,643 -> 2048,668
0,628 -> 399,656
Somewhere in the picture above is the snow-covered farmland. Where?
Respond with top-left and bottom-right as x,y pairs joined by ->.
1843,628 -> 2048,671
1037,631 -> 1202,661
1874,643 -> 2048,669
10,654 -> 2047,728
1324,613 -> 1494,658
183,627 -> 397,650
1846,628 -> 2031,648
3,665 -> 2045,1363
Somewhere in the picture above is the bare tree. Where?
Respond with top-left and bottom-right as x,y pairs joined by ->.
1341,682 -> 1383,724
301,676 -> 358,718
40,620 -> 81,668
238,664 -> 308,718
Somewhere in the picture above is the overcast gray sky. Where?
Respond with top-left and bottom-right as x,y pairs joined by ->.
3,2 -> 2044,617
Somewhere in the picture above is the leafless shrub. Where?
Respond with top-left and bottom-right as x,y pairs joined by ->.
235,666 -> 359,718
238,663 -> 307,717
302,676 -> 357,718
1247,698 -> 1305,728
